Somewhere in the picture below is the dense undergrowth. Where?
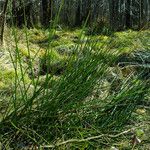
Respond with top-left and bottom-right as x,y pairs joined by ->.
0,27 -> 150,149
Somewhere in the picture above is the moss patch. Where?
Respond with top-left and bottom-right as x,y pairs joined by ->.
0,68 -> 31,92
39,49 -> 68,75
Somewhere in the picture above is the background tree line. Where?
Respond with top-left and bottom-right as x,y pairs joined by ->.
0,0 -> 150,30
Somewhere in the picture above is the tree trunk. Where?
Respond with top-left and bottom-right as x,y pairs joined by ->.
12,0 -> 33,28
139,0 -> 144,29
109,0 -> 118,31
0,0 -> 8,45
75,0 -> 81,26
125,0 -> 131,29
41,0 -> 52,27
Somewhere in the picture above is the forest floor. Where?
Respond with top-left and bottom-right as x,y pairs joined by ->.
0,27 -> 150,149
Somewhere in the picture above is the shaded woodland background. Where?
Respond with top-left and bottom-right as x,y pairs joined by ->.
0,0 -> 150,30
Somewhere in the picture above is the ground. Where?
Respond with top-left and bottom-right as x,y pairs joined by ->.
0,27 -> 150,149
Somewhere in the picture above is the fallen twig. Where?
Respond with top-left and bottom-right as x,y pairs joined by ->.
40,127 -> 136,148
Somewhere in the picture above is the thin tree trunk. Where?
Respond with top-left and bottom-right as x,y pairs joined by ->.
139,0 -> 144,29
109,0 -> 116,31
0,0 -> 8,45
125,0 -> 131,29
75,0 -> 81,26
41,0 -> 52,27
